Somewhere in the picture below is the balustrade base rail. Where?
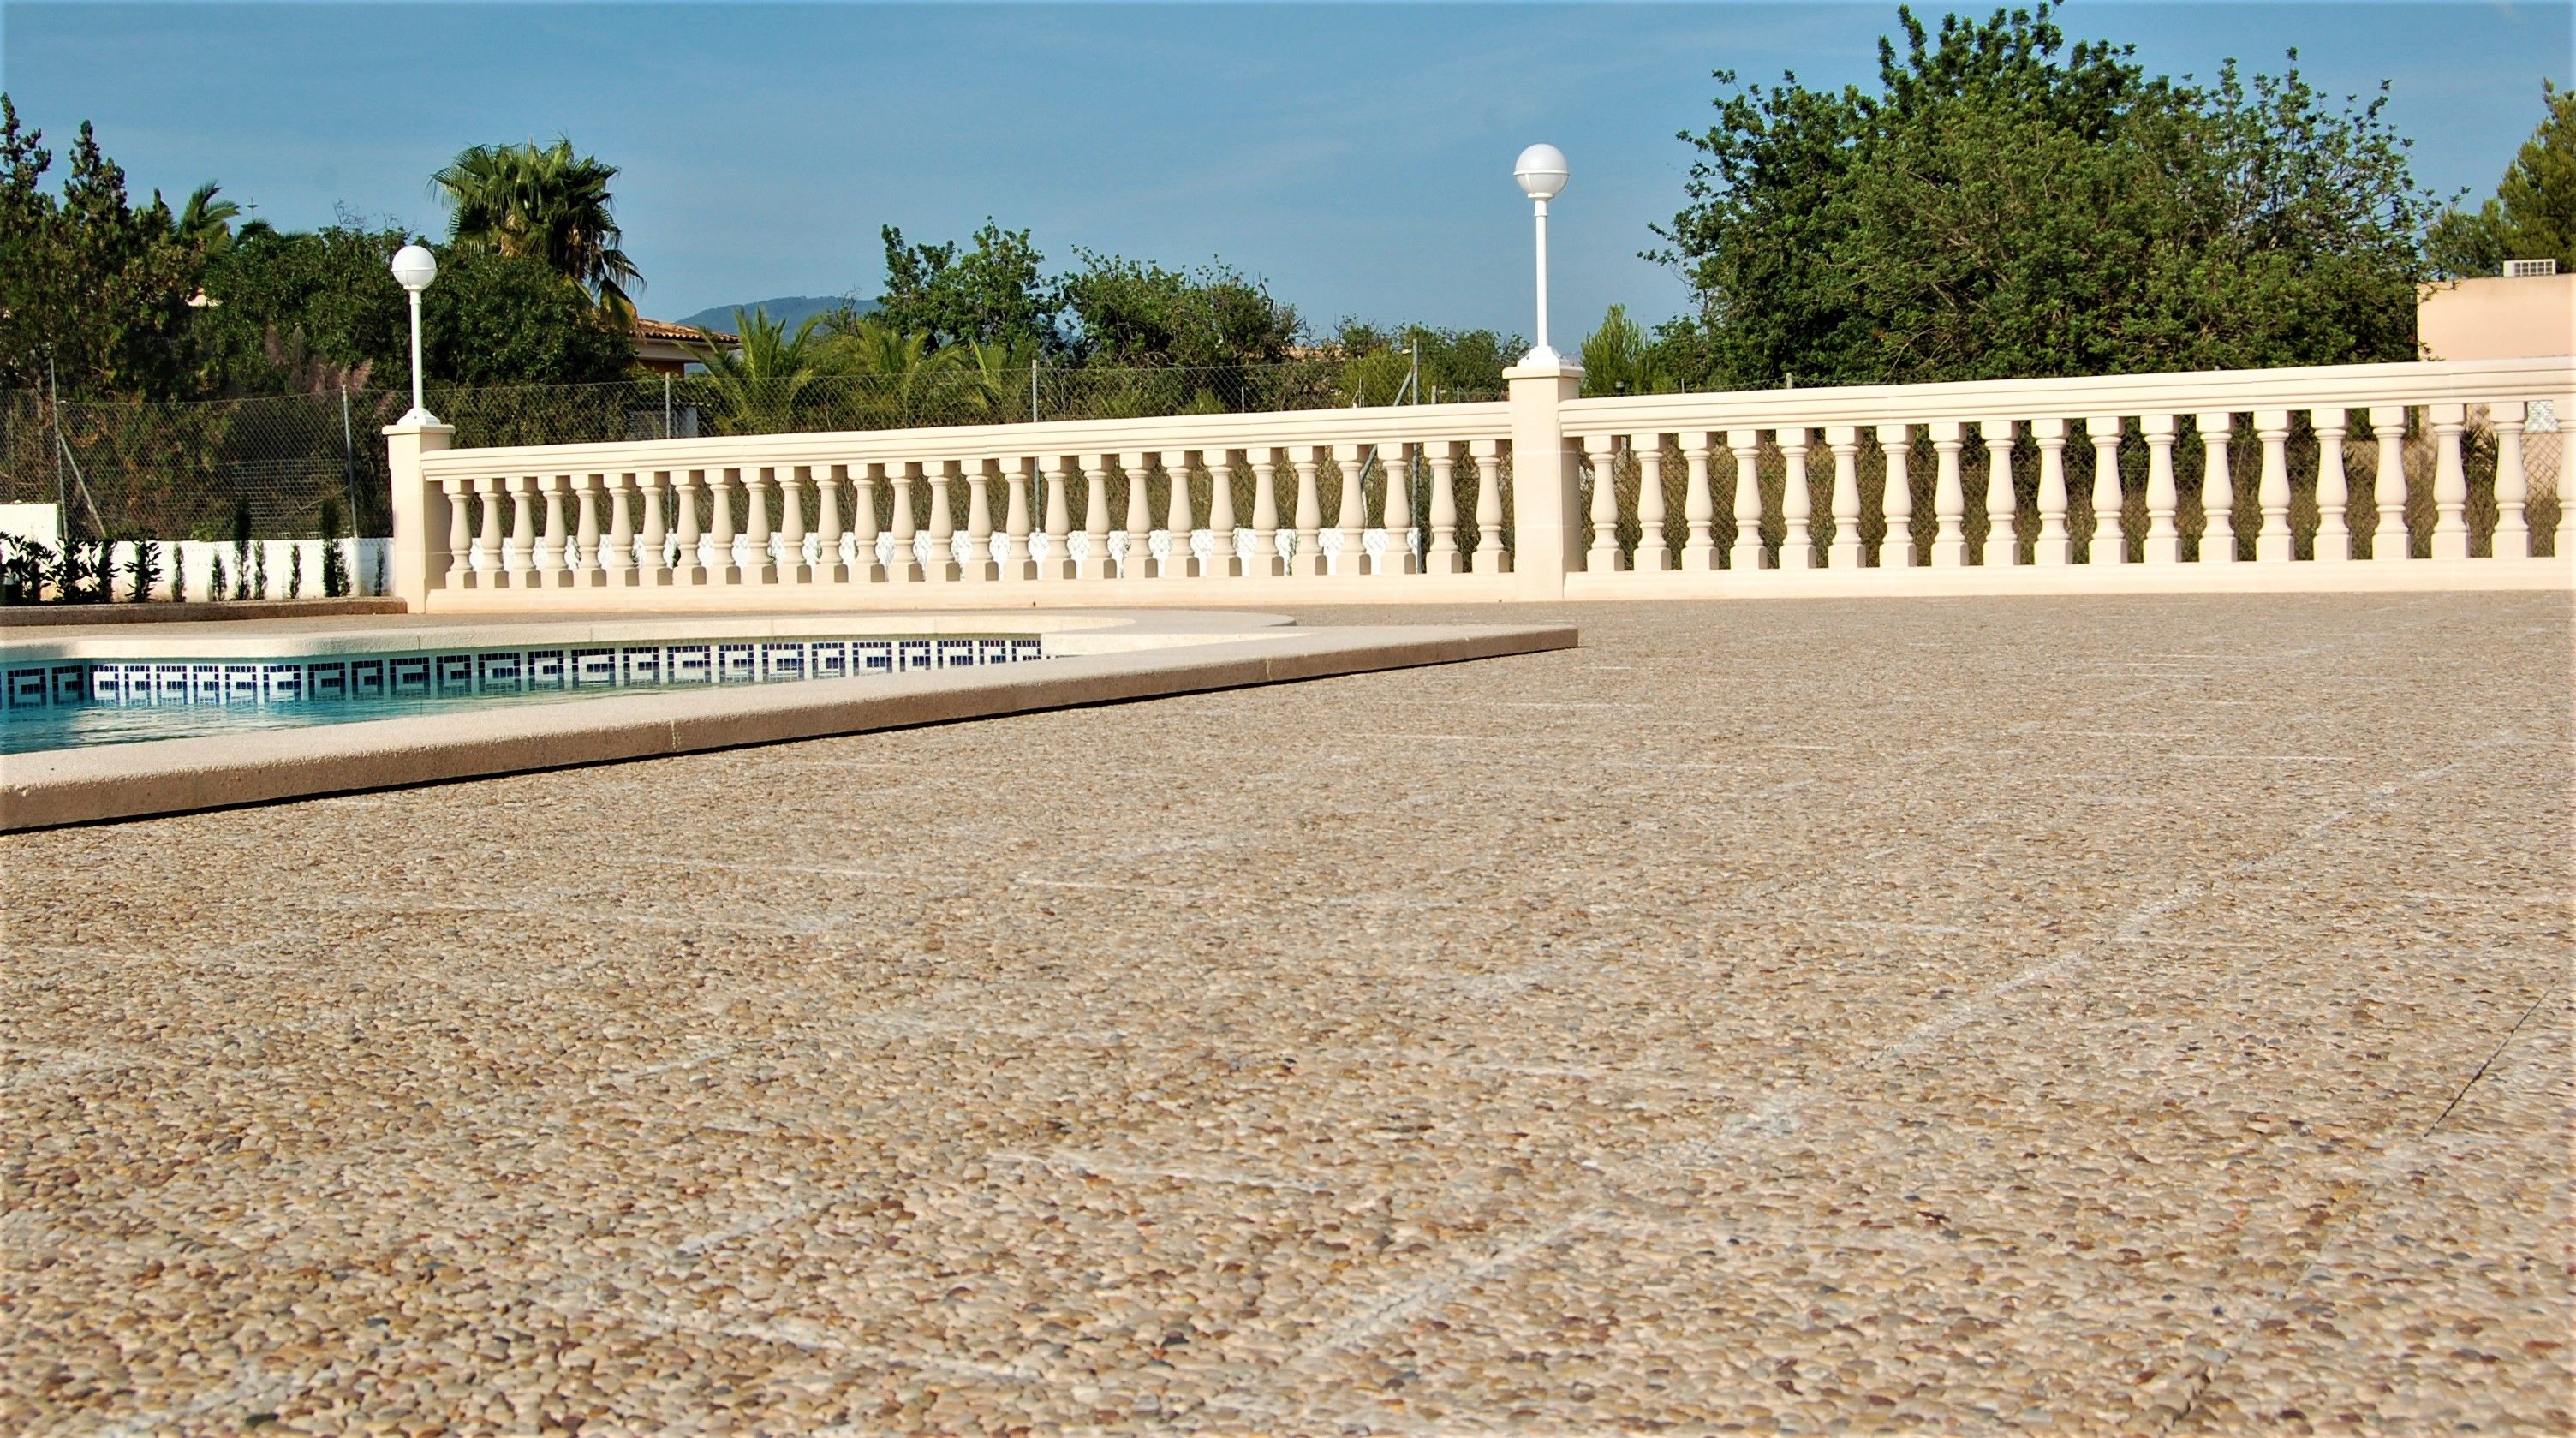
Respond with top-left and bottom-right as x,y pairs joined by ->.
1565,554 -> 2571,601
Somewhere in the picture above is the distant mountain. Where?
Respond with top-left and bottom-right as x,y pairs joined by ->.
675,295 -> 874,333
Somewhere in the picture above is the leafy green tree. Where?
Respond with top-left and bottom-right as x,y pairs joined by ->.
432,138 -> 641,319
1331,320 -> 1524,402
195,226 -> 630,392
1653,5 -> 2439,386
877,220 -> 1061,352
193,225 -> 405,393
2428,83 -> 2576,277
420,244 -> 637,385
0,98 -> 203,397
1058,251 -> 1301,368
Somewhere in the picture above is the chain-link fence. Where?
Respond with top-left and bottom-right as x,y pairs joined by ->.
0,358 -> 1498,547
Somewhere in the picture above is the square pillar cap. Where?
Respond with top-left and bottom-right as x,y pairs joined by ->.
383,418 -> 456,438
1504,351 -> 1583,380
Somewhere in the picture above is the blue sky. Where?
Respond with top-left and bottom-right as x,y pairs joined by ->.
4,3 -> 2567,337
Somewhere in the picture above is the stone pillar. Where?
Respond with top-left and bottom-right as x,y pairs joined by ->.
1504,355 -> 1583,600
385,420 -> 456,609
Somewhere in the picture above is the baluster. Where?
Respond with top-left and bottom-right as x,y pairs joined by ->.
2084,416 -> 2126,564
1052,455 -> 1083,580
443,477 -> 474,589
2313,411 -> 2351,563
1583,434 -> 1621,572
2368,406 -> 2407,560
1002,457 -> 1033,582
1825,427 -> 1860,569
2142,415 -> 2181,564
1208,449 -> 1238,577
817,463 -> 847,582
2430,403 -> 2470,558
2195,411 -> 2235,564
671,470 -> 702,584
963,459 -> 994,582
778,466 -> 809,584
848,463 -> 880,582
536,474 -> 568,584
1426,445 -> 1461,574
743,468 -> 776,584
1637,436 -> 1671,571
1471,439 -> 1505,576
1081,453 -> 1113,580
1681,433 -> 1716,570
1161,449 -> 1192,580
1291,448 -> 1325,577
1041,457 -> 1071,580
1288,448 -> 1329,577
1000,459 -> 1031,580
1929,422 -> 1965,568
639,471 -> 670,585
1728,432 -> 1763,570
472,474 -> 504,586
2032,418 -> 2070,566
2253,409 -> 2292,563
1875,423 -> 1914,568
504,475 -> 536,584
603,473 -> 636,585
1774,427 -> 1812,570
885,462 -> 917,582
1109,450 -> 1142,579
701,468 -> 735,583
1250,449 -> 1283,577
1331,443 -> 1365,576
921,459 -> 954,582
2494,402 -> 2529,558
1378,441 -> 1414,576
1979,421 -> 2016,567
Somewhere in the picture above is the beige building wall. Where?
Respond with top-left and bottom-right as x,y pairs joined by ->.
2418,275 -> 2576,361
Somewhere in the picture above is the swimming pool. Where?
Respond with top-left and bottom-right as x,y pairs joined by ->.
2,634 -> 1046,754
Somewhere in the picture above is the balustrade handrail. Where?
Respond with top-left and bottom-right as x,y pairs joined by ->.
420,397 -> 1512,472
1564,356 -> 2572,430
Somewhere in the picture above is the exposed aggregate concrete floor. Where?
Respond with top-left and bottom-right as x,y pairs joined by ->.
3,593 -> 2570,1436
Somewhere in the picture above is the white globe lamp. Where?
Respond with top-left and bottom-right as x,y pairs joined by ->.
391,243 -> 440,426
1512,145 -> 1569,366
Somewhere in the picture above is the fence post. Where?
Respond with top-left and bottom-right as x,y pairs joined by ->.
385,419 -> 455,609
1504,355 -> 1583,598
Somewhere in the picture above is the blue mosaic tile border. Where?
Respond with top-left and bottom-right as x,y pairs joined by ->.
5,635 -> 1048,710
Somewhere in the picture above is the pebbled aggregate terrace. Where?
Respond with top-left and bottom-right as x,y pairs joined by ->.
3,593 -> 2570,1436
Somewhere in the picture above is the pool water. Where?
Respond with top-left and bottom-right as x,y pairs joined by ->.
2,635 -> 1044,755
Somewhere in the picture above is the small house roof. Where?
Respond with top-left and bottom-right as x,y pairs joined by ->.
631,316 -> 738,347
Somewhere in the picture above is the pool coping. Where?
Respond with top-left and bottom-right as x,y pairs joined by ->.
0,618 -> 1577,830
0,597 -> 409,629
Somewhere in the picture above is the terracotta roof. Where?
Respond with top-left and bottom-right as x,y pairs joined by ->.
631,316 -> 737,346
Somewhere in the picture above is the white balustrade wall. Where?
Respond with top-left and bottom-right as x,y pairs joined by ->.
388,357 -> 2572,612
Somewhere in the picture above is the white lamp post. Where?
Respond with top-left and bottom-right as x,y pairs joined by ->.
390,242 -> 439,426
1513,143 -> 1569,366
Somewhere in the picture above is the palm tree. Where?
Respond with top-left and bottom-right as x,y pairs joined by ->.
828,318 -> 967,427
176,182 -> 247,254
691,307 -> 843,434
432,139 -> 642,320
958,336 -> 1038,422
